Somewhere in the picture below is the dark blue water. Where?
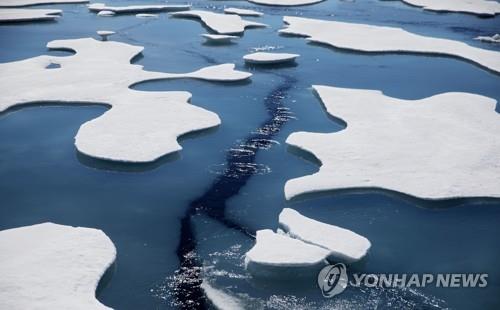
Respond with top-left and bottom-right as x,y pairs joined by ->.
1,0 -> 499,309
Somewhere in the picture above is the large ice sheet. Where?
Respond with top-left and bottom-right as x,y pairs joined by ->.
285,85 -> 500,200
400,0 -> 500,17
88,3 -> 190,14
0,223 -> 116,310
280,16 -> 500,73
0,8 -> 60,22
0,0 -> 87,7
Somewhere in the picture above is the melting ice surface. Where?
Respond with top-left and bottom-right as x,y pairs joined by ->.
1,0 -> 500,309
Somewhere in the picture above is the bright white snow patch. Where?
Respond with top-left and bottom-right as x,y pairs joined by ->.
201,281 -> 244,310
135,13 -> 158,18
279,208 -> 371,263
0,223 -> 116,310
285,85 -> 500,200
0,8 -> 60,22
475,34 -> 500,43
224,7 -> 263,17
88,3 -> 190,14
202,33 -> 239,44
248,0 -> 325,7
280,16 -> 500,73
400,0 -> 500,17
0,0 -> 87,7
0,38 -> 251,162
243,52 -> 299,64
171,10 -> 267,35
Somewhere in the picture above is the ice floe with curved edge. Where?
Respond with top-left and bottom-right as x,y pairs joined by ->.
0,8 -> 60,22
224,7 -> 263,17
243,52 -> 299,64
248,0 -> 324,7
244,229 -> 329,278
0,223 -> 116,310
97,10 -> 114,16
400,0 -> 500,17
201,281 -> 244,310
97,30 -> 115,41
475,34 -> 500,43
0,38 -> 251,163
285,85 -> 500,200
88,2 -> 190,14
202,33 -> 239,44
135,13 -> 158,18
171,10 -> 267,35
280,16 -> 500,74
0,0 -> 87,7
279,208 -> 371,263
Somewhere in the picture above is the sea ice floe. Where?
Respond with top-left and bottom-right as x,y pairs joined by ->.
279,208 -> 371,263
248,0 -> 325,7
202,34 -> 239,44
97,10 -> 114,16
399,0 -> 500,17
201,281 -> 244,310
285,85 -> 500,200
475,34 -> 500,43
0,223 -> 116,310
0,8 -> 60,22
88,2 -> 190,14
224,7 -> 263,17
0,38 -> 251,162
0,0 -> 87,7
97,30 -> 115,41
243,52 -> 299,64
244,229 -> 330,278
135,13 -> 158,18
280,16 -> 500,73
171,10 -> 267,35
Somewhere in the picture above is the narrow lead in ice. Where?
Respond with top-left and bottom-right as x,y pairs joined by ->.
0,223 -> 116,310
399,0 -> 500,17
279,16 -> 500,73
285,85 -> 500,200
279,208 -> 371,263
243,52 -> 299,64
0,8 -> 61,22
171,10 -> 267,35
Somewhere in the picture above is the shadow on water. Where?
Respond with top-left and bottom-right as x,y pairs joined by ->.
96,261 -> 117,297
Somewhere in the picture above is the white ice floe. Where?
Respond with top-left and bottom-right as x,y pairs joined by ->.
135,13 -> 158,18
279,208 -> 371,263
0,38 -> 251,162
88,2 -> 190,14
400,0 -> 500,17
0,8 -> 60,22
285,85 -> 500,200
171,10 -> 267,35
243,52 -> 299,64
0,0 -> 87,7
201,281 -> 244,310
97,10 -> 114,16
244,229 -> 329,277
224,7 -> 263,17
475,33 -> 500,43
248,0 -> 324,7
97,30 -> 115,41
202,33 -> 239,44
0,223 -> 116,310
280,16 -> 500,73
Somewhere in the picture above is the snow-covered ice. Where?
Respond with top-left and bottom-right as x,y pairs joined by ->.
243,52 -> 299,64
202,34 -> 239,44
135,13 -> 158,18
244,229 -> 329,278
224,7 -> 263,17
279,208 -> 371,263
0,8 -> 60,22
280,16 -> 500,73
0,223 -> 116,310
171,10 -> 267,35
97,30 -> 115,41
97,10 -> 114,16
475,33 -> 500,43
400,0 -> 500,17
248,0 -> 325,7
285,85 -> 500,200
0,0 -> 87,7
88,3 -> 190,14
0,38 -> 252,162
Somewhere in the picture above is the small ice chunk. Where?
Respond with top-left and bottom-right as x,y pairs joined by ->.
135,13 -> 158,18
224,7 -> 263,17
279,208 -> 371,263
201,281 -> 244,310
243,52 -> 299,64
97,30 -> 115,41
248,0 -> 325,6
202,33 -> 239,44
97,10 -> 114,16
474,33 -> 500,43
89,3 -> 190,14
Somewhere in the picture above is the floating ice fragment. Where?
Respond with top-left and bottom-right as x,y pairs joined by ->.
280,16 -> 500,73
88,3 -> 190,14
279,208 -> 371,263
0,223 -> 116,310
0,8 -> 60,22
399,0 -> 500,17
135,13 -> 158,18
474,34 -> 500,43
97,30 -> 115,41
201,281 -> 245,310
248,0 -> 325,7
224,7 -> 263,17
243,52 -> 299,64
202,34 -> 239,44
97,10 -> 114,16
172,10 -> 267,35
0,0 -> 87,7
285,85 -> 500,200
